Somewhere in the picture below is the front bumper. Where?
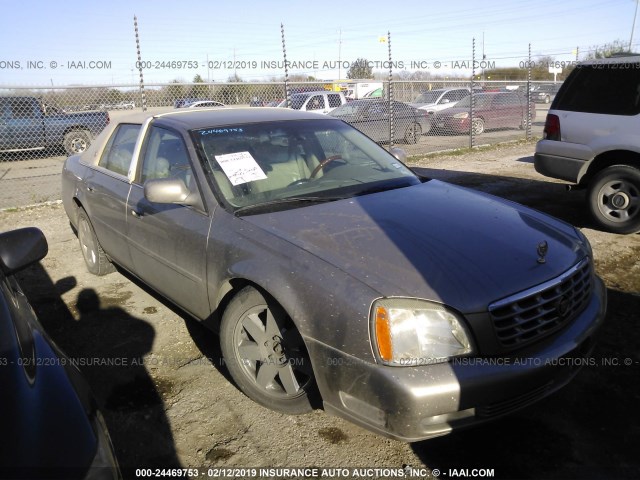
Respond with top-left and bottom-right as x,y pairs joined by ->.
308,276 -> 606,442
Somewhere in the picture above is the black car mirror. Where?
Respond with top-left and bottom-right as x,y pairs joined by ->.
0,227 -> 48,275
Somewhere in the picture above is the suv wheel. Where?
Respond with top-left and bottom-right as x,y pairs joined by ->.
587,165 -> 640,234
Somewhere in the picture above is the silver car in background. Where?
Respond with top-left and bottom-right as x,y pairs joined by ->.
61,108 -> 605,441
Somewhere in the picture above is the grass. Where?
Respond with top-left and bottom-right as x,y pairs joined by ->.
407,137 -> 540,163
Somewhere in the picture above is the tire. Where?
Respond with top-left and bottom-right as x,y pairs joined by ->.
404,122 -> 422,144
220,287 -> 315,414
544,95 -> 550,104
519,113 -> 528,130
77,209 -> 115,275
471,118 -> 484,135
587,165 -> 640,234
64,130 -> 92,155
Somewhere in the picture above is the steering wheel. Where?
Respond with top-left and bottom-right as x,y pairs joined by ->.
310,155 -> 343,178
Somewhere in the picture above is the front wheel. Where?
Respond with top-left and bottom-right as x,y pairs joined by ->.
64,130 -> 91,155
471,118 -> 484,135
220,287 -> 315,414
587,165 -> 640,234
404,122 -> 422,144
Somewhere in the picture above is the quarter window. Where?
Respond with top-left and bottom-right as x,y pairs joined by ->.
328,94 -> 343,108
555,66 -> 640,115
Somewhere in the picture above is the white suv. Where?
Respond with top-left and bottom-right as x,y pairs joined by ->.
534,55 -> 640,234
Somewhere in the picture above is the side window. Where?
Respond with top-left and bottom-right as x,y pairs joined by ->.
441,92 -> 456,103
9,99 -> 38,119
98,124 -> 141,176
306,95 -> 324,111
139,127 -> 194,187
454,90 -> 469,101
328,94 -> 343,108
368,102 -> 388,116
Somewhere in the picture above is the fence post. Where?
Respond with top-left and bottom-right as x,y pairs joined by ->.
281,23 -> 290,108
470,37 -> 476,148
526,43 -> 532,140
387,31 -> 394,148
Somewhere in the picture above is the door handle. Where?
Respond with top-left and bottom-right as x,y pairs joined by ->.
86,185 -> 95,193
130,210 -> 143,218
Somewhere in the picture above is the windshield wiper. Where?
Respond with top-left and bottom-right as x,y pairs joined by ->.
234,196 -> 348,215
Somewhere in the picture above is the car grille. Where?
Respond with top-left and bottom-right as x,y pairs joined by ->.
488,258 -> 592,349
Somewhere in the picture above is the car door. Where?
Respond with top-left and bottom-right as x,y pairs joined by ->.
489,93 -> 511,128
83,123 -> 140,270
126,125 -> 211,319
347,102 -> 387,142
5,98 -> 45,149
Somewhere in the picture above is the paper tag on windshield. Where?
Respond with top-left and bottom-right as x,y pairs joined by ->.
214,151 -> 267,186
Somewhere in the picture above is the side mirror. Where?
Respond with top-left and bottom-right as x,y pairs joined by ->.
389,147 -> 407,163
144,178 -> 196,206
0,227 -> 48,275
440,98 -> 450,104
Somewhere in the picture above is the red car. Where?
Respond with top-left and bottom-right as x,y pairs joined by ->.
434,92 -> 535,134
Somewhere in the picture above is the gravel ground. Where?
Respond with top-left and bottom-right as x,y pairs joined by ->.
0,142 -> 638,480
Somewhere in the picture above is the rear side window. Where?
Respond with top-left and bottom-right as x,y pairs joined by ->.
554,65 -> 640,115
98,124 -> 141,176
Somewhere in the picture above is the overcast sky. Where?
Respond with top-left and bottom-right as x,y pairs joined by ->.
0,0 -> 637,85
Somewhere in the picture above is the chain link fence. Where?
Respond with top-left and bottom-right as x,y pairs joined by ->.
0,80 -> 554,209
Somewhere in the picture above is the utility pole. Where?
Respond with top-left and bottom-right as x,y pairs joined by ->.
630,0 -> 639,51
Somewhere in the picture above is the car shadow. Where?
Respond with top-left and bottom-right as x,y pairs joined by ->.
411,287 -> 640,479
15,264 -> 183,476
412,166 -> 592,229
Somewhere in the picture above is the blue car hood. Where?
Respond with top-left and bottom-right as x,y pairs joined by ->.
245,181 -> 587,313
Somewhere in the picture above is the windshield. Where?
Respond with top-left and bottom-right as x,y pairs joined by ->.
414,92 -> 442,104
193,119 -> 419,213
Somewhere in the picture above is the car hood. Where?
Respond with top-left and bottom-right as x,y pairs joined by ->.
244,181 -> 586,313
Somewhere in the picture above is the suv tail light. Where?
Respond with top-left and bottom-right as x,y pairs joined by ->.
543,114 -> 560,140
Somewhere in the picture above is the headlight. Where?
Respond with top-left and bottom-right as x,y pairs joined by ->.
371,298 -> 473,366
452,112 -> 469,119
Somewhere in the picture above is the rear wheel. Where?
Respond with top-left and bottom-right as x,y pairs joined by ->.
64,130 -> 91,155
77,209 -> 115,275
587,165 -> 640,234
220,287 -> 315,414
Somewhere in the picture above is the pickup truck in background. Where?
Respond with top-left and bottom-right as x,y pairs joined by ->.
0,96 -> 110,155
